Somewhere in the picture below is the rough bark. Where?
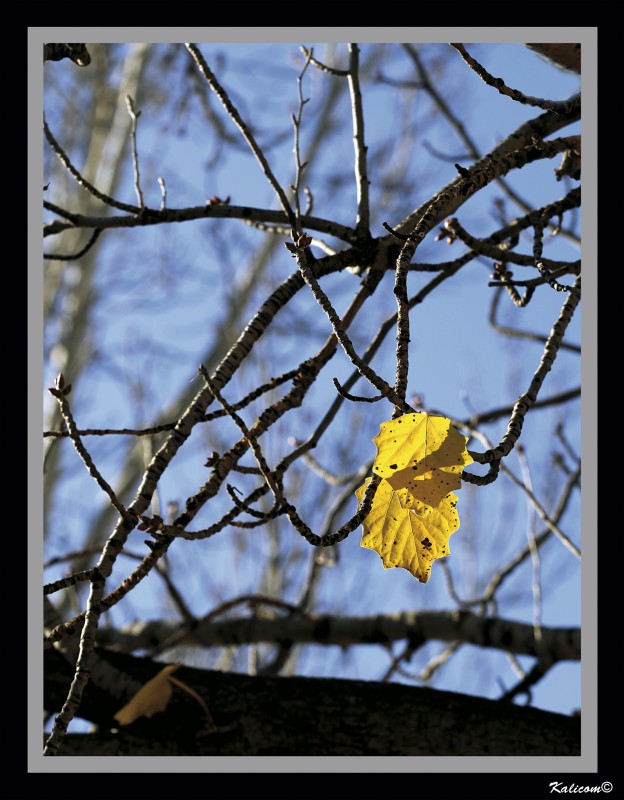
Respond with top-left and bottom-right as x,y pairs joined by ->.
45,648 -> 580,757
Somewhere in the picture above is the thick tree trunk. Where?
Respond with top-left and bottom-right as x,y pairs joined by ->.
45,648 -> 580,757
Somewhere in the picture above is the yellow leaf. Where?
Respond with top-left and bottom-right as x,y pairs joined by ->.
113,664 -> 180,726
372,412 -> 473,489
355,479 -> 460,583
356,413 -> 471,582
387,464 -> 464,508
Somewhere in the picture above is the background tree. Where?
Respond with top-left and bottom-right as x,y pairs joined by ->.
41,39 -> 584,759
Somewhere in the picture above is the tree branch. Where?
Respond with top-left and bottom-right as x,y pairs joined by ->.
44,647 -> 580,756
95,609 -> 580,662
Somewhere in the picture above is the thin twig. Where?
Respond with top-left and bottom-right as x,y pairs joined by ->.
148,593 -> 317,656
285,258 -> 467,480
44,538 -> 173,649
43,228 -> 102,261
487,264 -> 580,290
488,288 -> 581,353
125,94 -> 145,209
332,378 -> 383,404
475,274 -> 582,464
465,386 -> 581,429
293,239 -> 411,411
185,43 -> 295,225
299,450 -> 356,486
43,119 -> 141,215
44,202 -> 356,244
291,50 -> 312,224
482,466 -> 580,607
300,46 -> 349,76
443,215 -> 580,275
535,261 -> 578,293
380,639 -> 425,682
44,366 -> 302,439
198,364 -> 381,548
555,422 -> 581,466
450,44 -> 581,117
44,546 -> 113,568
226,483 -> 280,520
47,376 -> 133,524
347,43 -> 370,235
157,176 -> 167,210
499,658 -> 555,702
500,461 -> 580,559
155,557 -> 196,626
44,569 -> 96,595
516,444 -> 543,643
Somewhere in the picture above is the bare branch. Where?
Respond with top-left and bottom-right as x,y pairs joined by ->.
43,202 -> 356,243
97,610 -> 580,662
450,44 -> 581,116
185,43 -> 295,225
